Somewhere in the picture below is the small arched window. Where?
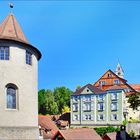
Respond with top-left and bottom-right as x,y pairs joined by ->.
6,84 -> 18,109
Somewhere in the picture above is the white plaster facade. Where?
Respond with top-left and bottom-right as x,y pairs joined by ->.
0,41 -> 40,139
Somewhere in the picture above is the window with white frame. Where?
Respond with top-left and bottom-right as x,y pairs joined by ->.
98,103 -> 104,111
111,102 -> 118,111
97,114 -> 105,121
111,93 -> 118,100
6,84 -> 18,109
83,103 -> 91,111
111,114 -> 118,121
73,103 -> 78,112
83,114 -> 93,121
26,50 -> 32,65
73,114 -> 79,121
114,79 -> 120,85
98,94 -> 105,101
100,81 -> 106,86
73,96 -> 78,102
83,96 -> 91,102
0,47 -> 9,60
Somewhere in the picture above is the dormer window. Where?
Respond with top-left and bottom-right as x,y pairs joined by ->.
0,47 -> 9,60
26,50 -> 32,65
108,73 -> 112,78
114,79 -> 120,85
100,81 -> 106,86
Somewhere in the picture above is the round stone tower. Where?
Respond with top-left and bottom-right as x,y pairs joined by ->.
0,13 -> 41,139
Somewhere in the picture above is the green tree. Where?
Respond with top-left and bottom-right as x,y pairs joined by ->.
128,93 -> 140,110
54,87 -> 73,114
45,89 -> 58,114
38,89 -> 58,115
38,89 -> 47,115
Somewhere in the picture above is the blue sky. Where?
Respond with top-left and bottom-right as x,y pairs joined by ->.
0,1 -> 140,91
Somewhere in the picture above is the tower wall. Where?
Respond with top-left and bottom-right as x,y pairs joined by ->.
0,41 -> 39,139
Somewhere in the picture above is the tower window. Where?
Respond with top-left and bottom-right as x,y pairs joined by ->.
6,84 -> 18,109
26,50 -> 32,65
0,47 -> 9,60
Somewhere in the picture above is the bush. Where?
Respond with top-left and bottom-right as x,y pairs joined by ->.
129,130 -> 135,138
94,126 -> 120,136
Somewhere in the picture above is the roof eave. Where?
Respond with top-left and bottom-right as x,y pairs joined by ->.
0,38 -> 42,60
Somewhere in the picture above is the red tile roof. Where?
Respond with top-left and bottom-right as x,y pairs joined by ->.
38,115 -> 59,139
74,84 -> 105,95
0,13 -> 28,43
59,128 -> 102,140
130,84 -> 140,92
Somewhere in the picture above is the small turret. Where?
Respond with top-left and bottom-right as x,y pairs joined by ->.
115,62 -> 124,78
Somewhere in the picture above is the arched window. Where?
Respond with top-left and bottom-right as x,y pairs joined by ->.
6,84 -> 18,109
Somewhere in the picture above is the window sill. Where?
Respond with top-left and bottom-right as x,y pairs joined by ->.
5,108 -> 18,111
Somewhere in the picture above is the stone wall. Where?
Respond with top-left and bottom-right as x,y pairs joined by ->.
0,126 -> 39,139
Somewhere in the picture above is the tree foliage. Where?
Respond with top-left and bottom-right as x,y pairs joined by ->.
38,87 -> 73,115
62,106 -> 70,114
54,87 -> 73,114
127,93 -> 140,110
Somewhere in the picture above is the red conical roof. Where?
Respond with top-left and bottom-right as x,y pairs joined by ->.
0,13 -> 28,43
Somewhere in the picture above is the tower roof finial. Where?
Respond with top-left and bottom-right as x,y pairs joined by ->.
9,3 -> 14,13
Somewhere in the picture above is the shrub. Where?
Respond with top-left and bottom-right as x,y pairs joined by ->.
94,126 -> 120,136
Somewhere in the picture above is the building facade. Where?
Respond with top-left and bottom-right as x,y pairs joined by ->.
0,13 -> 41,139
71,84 -> 126,126
71,64 -> 139,126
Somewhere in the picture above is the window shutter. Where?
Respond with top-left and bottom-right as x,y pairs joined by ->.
111,114 -> 113,121
73,105 -> 75,111
103,103 -> 105,110
91,96 -> 94,101
91,103 -> 94,110
73,115 -> 75,121
97,115 -> 100,121
117,94 -> 119,100
77,115 -> 79,121
83,103 -> 86,111
83,115 -> 86,121
91,115 -> 94,121
98,103 -> 100,110
111,103 -> 113,111
117,103 -> 119,110
103,115 -> 105,121
117,114 -> 119,121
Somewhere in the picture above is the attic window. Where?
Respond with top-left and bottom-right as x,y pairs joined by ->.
114,79 -> 120,85
100,81 -> 106,86
108,73 -> 112,78
87,89 -> 89,92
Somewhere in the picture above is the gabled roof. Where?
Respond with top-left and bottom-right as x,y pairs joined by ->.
0,13 -> 28,44
38,115 -> 59,139
94,69 -> 127,86
130,84 -> 140,92
73,84 -> 105,95
59,128 -> 102,140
